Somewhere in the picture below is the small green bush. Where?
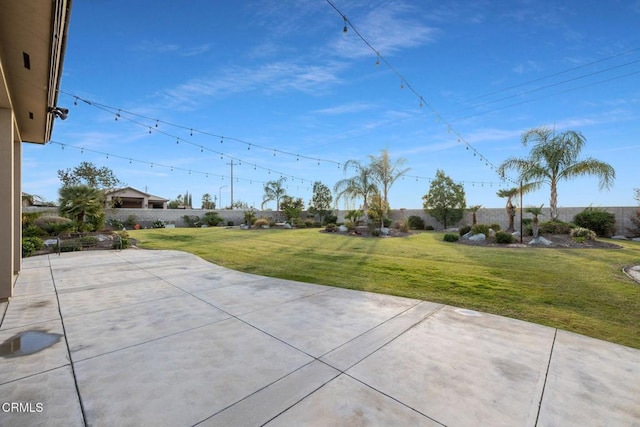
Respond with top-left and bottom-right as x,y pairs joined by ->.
323,214 -> 338,226
22,224 -> 46,238
152,219 -> 166,229
394,219 -> 410,233
182,215 -> 201,227
313,221 -> 322,228
22,212 -> 42,227
22,237 -> 44,257
202,212 -> 224,226
79,236 -> 99,246
325,223 -> 337,232
443,233 -> 459,242
371,228 -> 381,237
539,220 -> 572,235
459,225 -> 472,236
489,223 -> 501,232
570,227 -> 596,242
253,218 -> 270,228
106,218 -> 124,229
573,207 -> 615,237
471,224 -> 490,236
495,231 -> 515,244
424,225 -> 435,231
115,231 -> 131,249
304,219 -> 315,228
124,215 -> 138,229
34,216 -> 75,236
407,215 -> 425,230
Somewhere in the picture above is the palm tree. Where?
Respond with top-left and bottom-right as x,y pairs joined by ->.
333,160 -> 378,221
496,188 -> 519,231
525,205 -> 544,238
58,185 -> 104,225
368,149 -> 410,218
497,127 -> 615,220
201,193 -> 215,210
261,177 -> 287,221
468,205 -> 482,225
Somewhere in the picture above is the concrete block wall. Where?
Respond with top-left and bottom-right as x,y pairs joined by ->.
25,205 -> 639,236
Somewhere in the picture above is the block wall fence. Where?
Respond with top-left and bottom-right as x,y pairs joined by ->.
34,206 -> 634,236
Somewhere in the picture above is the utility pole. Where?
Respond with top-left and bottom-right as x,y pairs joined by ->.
226,160 -> 234,209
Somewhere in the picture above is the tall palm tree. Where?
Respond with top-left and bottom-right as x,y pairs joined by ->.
468,205 -> 482,225
58,185 -> 104,225
333,160 -> 378,221
261,177 -> 287,221
368,149 -> 410,217
497,127 -> 615,220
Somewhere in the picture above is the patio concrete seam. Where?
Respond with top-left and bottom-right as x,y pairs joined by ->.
69,316 -> 232,363
346,373 -> 447,426
323,304 -> 446,372
58,293 -> 192,320
195,359 -> 341,426
50,255 -> 88,427
534,327 -> 559,427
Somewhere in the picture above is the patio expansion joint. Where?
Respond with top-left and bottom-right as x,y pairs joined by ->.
534,327 -> 559,427
49,254 -> 89,427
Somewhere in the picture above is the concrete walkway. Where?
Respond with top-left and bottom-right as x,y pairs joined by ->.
1,250 -> 639,426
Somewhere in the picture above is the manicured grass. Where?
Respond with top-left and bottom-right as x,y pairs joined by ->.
131,227 -> 640,348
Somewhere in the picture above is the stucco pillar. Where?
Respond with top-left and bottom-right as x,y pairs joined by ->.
14,137 -> 21,275
0,108 -> 16,300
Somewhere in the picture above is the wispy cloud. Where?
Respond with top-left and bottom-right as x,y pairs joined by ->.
330,2 -> 437,58
312,102 -> 377,115
160,60 -> 346,109
132,41 -> 211,57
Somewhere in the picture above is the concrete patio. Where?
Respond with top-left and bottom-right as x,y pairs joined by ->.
1,249 -> 639,426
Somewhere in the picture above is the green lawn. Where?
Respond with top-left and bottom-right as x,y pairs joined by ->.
131,227 -> 640,349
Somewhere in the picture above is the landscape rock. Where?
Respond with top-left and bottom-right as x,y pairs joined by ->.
462,232 -> 472,240
43,239 -> 58,247
488,228 -> 496,237
529,236 -> 553,246
469,233 -> 485,242
512,231 -> 521,237
381,227 -> 390,236
338,225 -> 348,233
633,238 -> 640,242
611,235 -> 627,240
283,223 -> 292,229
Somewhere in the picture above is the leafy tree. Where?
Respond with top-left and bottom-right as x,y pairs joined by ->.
201,193 -> 215,210
367,193 -> 390,229
280,196 -> 304,221
168,194 -> 184,209
497,127 -> 615,220
57,161 -> 123,190
58,185 -> 104,228
368,149 -> 410,219
422,170 -> 466,229
308,181 -> 333,224
525,205 -> 544,238
231,200 -> 249,209
261,177 -> 287,221
334,160 -> 378,220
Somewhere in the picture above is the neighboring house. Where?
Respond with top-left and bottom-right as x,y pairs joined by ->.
105,187 -> 169,209
1,0 -> 72,300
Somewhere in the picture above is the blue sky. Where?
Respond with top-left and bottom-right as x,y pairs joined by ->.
24,0 -> 640,210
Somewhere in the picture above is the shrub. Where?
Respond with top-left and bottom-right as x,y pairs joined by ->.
407,215 -> 425,230
106,218 -> 124,229
495,231 -> 515,244
570,227 -> 596,242
383,218 -> 393,228
323,214 -> 338,226
34,216 -> 75,236
152,219 -> 166,229
124,215 -> 138,229
539,219 -> 572,235
393,219 -> 410,233
182,215 -> 201,228
304,219 -> 315,228
325,223 -> 337,232
254,218 -> 270,228
443,233 -> 459,242
22,212 -> 42,227
424,225 -> 435,231
202,212 -> 224,226
227,220 -> 234,226
489,223 -> 501,232
115,230 -> 131,249
371,228 -> 381,237
471,224 -> 490,236
23,224 -> 46,238
79,236 -> 99,246
459,225 -> 472,236
573,207 -> 615,237
313,221 -> 322,228
22,237 -> 44,257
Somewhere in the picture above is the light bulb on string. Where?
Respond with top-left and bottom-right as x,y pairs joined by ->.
155,120 -> 158,128
375,52 -> 380,66
200,146 -> 203,153
220,137 -> 224,144
148,127 -> 152,134
419,97 -> 423,108
176,139 -> 179,144
190,129 -> 193,137
342,16 -> 348,34
400,80 -> 404,89
74,97 -> 78,106
115,110 -> 120,121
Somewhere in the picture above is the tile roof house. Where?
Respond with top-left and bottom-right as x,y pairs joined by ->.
105,187 -> 169,209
